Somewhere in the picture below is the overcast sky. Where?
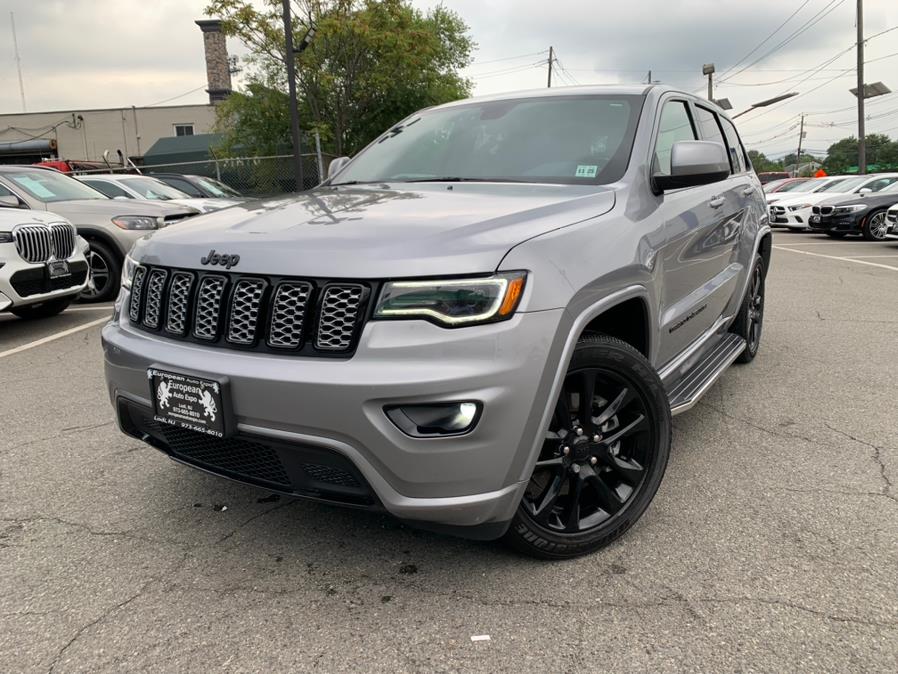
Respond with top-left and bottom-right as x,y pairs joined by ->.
2,0 -> 896,157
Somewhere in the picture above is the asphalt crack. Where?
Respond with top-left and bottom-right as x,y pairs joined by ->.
824,422 -> 896,503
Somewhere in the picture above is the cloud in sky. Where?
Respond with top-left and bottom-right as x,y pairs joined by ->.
2,0 -> 897,156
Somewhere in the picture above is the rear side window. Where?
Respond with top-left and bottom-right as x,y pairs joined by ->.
695,106 -> 727,147
654,101 -> 697,176
720,117 -> 747,173
862,176 -> 898,192
83,180 -> 131,198
161,177 -> 202,197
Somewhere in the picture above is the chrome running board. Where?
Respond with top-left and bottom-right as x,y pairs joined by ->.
668,333 -> 746,415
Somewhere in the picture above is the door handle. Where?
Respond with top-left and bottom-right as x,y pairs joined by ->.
742,187 -> 755,196
710,195 -> 727,209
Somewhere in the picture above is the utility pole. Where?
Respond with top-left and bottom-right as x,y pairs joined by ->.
646,70 -> 652,84
10,12 -> 26,112
795,114 -> 806,177
547,46 -> 554,88
702,63 -> 715,101
856,0 -> 866,174
282,0 -> 305,191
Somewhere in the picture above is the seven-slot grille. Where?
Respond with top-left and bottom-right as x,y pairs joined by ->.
128,265 -> 370,356
12,223 -> 76,263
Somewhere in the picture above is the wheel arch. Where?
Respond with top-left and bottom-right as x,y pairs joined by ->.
758,230 -> 773,276
580,296 -> 651,359
75,226 -> 126,259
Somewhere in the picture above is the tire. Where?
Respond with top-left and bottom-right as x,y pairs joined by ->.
862,210 -> 889,241
10,296 -> 74,320
825,232 -> 847,239
79,240 -> 120,303
731,254 -> 765,364
503,334 -> 671,560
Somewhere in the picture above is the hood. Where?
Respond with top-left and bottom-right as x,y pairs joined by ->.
774,191 -> 851,208
817,192 -> 898,209
132,182 -> 615,277
0,208 -> 71,229
41,198 -> 198,225
169,197 -> 243,213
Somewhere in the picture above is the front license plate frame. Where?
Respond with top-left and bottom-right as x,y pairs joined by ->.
148,367 -> 232,438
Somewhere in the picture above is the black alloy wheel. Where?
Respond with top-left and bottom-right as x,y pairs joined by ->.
505,335 -> 670,559
733,254 -> 765,363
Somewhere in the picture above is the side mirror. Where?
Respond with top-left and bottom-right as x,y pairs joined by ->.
653,141 -> 730,192
857,187 -> 872,194
0,194 -> 24,209
327,156 -> 351,181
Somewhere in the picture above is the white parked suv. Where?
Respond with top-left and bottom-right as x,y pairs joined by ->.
770,174 -> 898,231
0,210 -> 90,319
77,174 -> 241,214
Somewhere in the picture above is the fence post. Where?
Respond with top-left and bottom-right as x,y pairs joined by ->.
215,158 -> 222,182
314,131 -> 324,183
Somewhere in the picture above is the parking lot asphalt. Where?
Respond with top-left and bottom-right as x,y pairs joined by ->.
1,231 -> 896,672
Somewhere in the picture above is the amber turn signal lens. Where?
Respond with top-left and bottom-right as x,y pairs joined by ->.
498,275 -> 525,316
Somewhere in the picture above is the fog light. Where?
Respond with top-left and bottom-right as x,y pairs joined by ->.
385,402 -> 481,438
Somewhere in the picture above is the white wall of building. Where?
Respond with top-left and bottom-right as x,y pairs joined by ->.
0,104 -> 217,161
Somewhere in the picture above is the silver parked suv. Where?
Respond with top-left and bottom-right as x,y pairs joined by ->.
103,86 -> 771,558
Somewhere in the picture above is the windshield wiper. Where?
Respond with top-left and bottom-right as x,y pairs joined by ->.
397,177 -> 528,184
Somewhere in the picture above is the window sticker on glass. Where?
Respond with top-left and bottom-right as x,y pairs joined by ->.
11,175 -> 56,199
575,165 -> 598,178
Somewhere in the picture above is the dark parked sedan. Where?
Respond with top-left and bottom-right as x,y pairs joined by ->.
148,173 -> 242,199
809,183 -> 898,240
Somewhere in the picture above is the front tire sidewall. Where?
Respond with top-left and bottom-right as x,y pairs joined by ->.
80,240 -> 121,303
505,335 -> 671,559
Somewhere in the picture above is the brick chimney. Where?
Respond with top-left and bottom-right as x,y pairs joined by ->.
195,19 -> 232,103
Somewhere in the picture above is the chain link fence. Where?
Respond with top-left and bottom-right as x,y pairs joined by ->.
73,153 -> 336,197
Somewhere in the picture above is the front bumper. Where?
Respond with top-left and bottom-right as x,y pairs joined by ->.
0,243 -> 90,310
769,205 -> 813,229
102,304 -> 565,533
807,212 -> 862,233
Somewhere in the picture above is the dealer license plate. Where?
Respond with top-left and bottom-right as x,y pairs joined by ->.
148,368 -> 227,437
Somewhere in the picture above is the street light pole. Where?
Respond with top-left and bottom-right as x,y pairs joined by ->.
856,0 -> 866,174
282,0 -> 304,191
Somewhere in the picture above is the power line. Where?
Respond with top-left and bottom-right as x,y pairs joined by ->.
143,85 -> 207,107
720,0 -> 847,84
470,50 -> 547,67
717,0 -> 812,81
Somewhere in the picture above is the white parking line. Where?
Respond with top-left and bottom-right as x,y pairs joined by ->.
0,316 -> 108,359
773,245 -> 898,271
842,255 -> 898,259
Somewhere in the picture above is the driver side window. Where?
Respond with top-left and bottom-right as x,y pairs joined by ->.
654,101 -> 697,176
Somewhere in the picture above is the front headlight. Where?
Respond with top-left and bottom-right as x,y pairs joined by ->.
112,215 -> 160,230
374,272 -> 527,327
0,231 -> 12,244
121,254 -> 139,289
833,204 -> 868,214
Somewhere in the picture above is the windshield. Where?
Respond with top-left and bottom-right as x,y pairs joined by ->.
818,177 -> 867,192
333,94 -> 644,186
120,177 -> 189,200
776,180 -> 813,193
195,177 -> 240,197
7,169 -> 107,202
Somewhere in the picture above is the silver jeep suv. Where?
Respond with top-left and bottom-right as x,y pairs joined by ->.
103,86 -> 771,558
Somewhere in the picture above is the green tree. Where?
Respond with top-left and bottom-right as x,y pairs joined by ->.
824,134 -> 898,173
746,150 -> 782,173
206,0 -> 475,156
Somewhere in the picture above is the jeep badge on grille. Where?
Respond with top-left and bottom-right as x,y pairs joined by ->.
200,249 -> 240,269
